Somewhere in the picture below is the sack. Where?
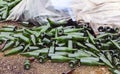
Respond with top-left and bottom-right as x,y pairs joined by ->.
71,0 -> 120,25
7,0 -> 73,25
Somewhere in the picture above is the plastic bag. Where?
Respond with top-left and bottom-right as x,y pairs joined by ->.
71,0 -> 120,25
7,0 -> 73,25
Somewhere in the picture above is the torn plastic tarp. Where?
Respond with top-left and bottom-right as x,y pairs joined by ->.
7,0 -> 74,25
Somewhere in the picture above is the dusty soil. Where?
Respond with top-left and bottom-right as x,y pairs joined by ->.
0,53 -> 111,74
0,21 -> 111,74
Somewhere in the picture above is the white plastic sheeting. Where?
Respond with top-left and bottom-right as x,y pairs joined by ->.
7,0 -> 120,25
7,0 -> 72,25
71,0 -> 120,25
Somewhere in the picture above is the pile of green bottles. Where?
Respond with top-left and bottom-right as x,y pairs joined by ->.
0,19 -> 120,73
0,0 -> 21,20
98,26 -> 119,33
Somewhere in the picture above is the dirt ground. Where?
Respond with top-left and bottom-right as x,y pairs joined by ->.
0,53 -> 111,74
0,21 -> 111,74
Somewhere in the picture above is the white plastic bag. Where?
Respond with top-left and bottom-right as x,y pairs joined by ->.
71,0 -> 120,25
7,0 -> 73,25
